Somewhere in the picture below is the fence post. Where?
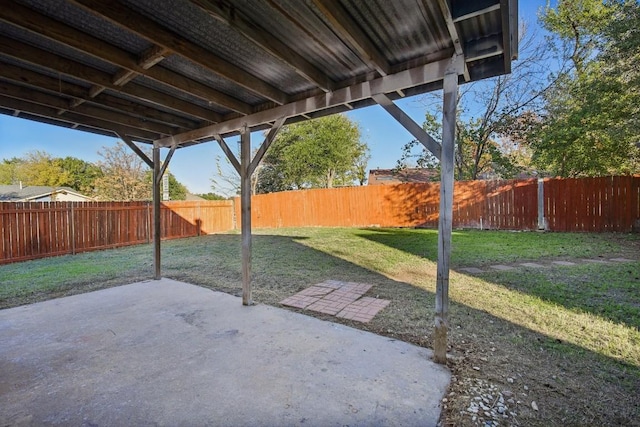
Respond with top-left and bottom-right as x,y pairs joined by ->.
70,203 -> 76,255
537,178 -> 545,230
146,202 -> 151,244
197,202 -> 201,236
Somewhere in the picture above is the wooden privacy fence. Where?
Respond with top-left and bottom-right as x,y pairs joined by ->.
543,176 -> 639,232
0,201 -> 234,264
242,175 -> 639,232
1,176 -> 637,264
242,179 -> 540,230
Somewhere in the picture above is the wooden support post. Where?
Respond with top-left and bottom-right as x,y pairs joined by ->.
434,59 -> 459,364
152,144 -> 161,280
240,126 -> 253,305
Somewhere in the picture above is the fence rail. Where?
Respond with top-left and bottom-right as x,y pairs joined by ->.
1,176 -> 638,264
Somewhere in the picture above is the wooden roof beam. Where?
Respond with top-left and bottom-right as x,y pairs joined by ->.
156,57 -> 464,147
0,80 -> 176,135
70,0 -> 289,105
139,45 -> 169,70
0,2 -> 251,115
0,39 -> 222,122
191,0 -> 334,93
311,0 -> 390,77
0,63 -> 198,128
450,0 -> 500,21
464,35 -> 504,62
0,94 -> 160,141
453,4 -> 501,23
435,0 -> 471,82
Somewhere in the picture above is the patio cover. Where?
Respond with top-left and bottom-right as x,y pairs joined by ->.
0,0 -> 518,362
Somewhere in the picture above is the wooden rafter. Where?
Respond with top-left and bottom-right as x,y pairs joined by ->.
0,95 -> 159,141
156,58 -> 460,147
311,0 -> 390,76
0,63 -> 200,130
191,0 -> 333,93
70,0 -> 288,105
435,0 -> 471,81
0,3 -> 251,115
465,35 -> 504,63
0,39 -> 222,123
0,80 -> 175,135
453,4 -> 501,22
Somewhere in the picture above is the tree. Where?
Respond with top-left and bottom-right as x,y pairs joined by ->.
0,158 -> 22,185
210,154 -> 242,197
7,151 -> 71,187
56,156 -> 103,195
166,173 -> 188,200
398,24 -> 552,180
530,0 -> 640,177
198,192 -> 227,200
0,153 -> 103,194
147,171 -> 188,200
93,141 -> 152,201
257,115 -> 369,191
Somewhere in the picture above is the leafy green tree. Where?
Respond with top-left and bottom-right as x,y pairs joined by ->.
12,151 -> 70,187
257,115 -> 369,192
93,141 -> 152,201
531,0 -> 640,176
0,154 -> 102,193
0,158 -> 22,184
143,169 -> 190,200
56,156 -> 103,195
167,173 -> 187,200
198,192 -> 227,200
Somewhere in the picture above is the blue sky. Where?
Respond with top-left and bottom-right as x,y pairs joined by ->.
0,1 -> 549,195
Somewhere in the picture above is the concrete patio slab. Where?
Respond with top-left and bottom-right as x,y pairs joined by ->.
0,279 -> 450,427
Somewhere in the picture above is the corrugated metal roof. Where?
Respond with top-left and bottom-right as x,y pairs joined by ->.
0,0 -> 518,144
17,0 -> 153,54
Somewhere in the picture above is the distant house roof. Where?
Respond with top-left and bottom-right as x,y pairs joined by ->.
0,185 -> 92,202
368,168 -> 439,185
184,193 -> 206,201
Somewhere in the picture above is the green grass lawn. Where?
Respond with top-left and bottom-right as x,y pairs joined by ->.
1,228 -> 638,426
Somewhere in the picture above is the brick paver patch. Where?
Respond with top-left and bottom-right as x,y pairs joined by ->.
336,297 -> 391,322
281,280 -> 390,323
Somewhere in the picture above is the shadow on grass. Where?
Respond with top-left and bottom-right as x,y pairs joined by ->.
355,228 -> 640,330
